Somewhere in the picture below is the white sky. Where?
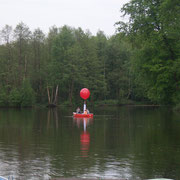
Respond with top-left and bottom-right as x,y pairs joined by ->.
0,0 -> 130,36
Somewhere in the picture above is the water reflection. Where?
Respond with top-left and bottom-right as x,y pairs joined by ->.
73,117 -> 93,157
47,108 -> 59,129
1,107 -> 180,179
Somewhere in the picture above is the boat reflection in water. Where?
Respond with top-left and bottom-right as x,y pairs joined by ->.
73,117 -> 93,157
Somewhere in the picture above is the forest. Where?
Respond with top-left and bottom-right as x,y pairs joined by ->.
0,0 -> 179,107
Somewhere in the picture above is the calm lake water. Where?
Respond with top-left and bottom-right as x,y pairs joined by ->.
0,106 -> 180,180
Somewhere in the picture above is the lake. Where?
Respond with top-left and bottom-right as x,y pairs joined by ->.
0,106 -> 180,180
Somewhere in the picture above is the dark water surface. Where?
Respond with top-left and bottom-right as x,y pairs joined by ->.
0,106 -> 180,180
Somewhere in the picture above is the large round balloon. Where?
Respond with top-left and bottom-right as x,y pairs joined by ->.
80,88 -> 90,100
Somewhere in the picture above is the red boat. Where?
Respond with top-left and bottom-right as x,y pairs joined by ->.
73,112 -> 93,118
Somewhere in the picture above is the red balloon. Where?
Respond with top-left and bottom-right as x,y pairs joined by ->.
80,88 -> 90,100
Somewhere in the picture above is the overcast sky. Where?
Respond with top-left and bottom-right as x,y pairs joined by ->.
1,0 -> 129,36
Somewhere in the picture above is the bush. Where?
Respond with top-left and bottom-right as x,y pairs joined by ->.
9,80 -> 36,107
9,88 -> 22,107
173,103 -> 180,112
20,80 -> 36,107
0,89 -> 8,106
94,99 -> 118,106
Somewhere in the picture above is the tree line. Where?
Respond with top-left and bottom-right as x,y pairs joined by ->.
0,23 -> 131,107
0,0 -> 179,107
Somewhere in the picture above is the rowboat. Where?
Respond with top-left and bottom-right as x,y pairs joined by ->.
73,112 -> 93,118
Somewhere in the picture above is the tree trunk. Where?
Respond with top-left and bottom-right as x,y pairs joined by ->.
47,86 -> 51,104
53,85 -> 59,104
47,85 -> 59,107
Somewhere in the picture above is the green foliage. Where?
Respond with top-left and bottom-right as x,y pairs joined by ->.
94,99 -> 118,106
0,22 -> 133,107
9,88 -> 22,107
106,33 -> 132,100
116,0 -> 180,105
0,88 -> 8,106
8,80 -> 35,107
20,80 -> 36,107
173,103 -> 180,112
0,3 -> 179,108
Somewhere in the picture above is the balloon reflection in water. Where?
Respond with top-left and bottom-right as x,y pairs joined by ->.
73,117 -> 93,157
80,131 -> 90,157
